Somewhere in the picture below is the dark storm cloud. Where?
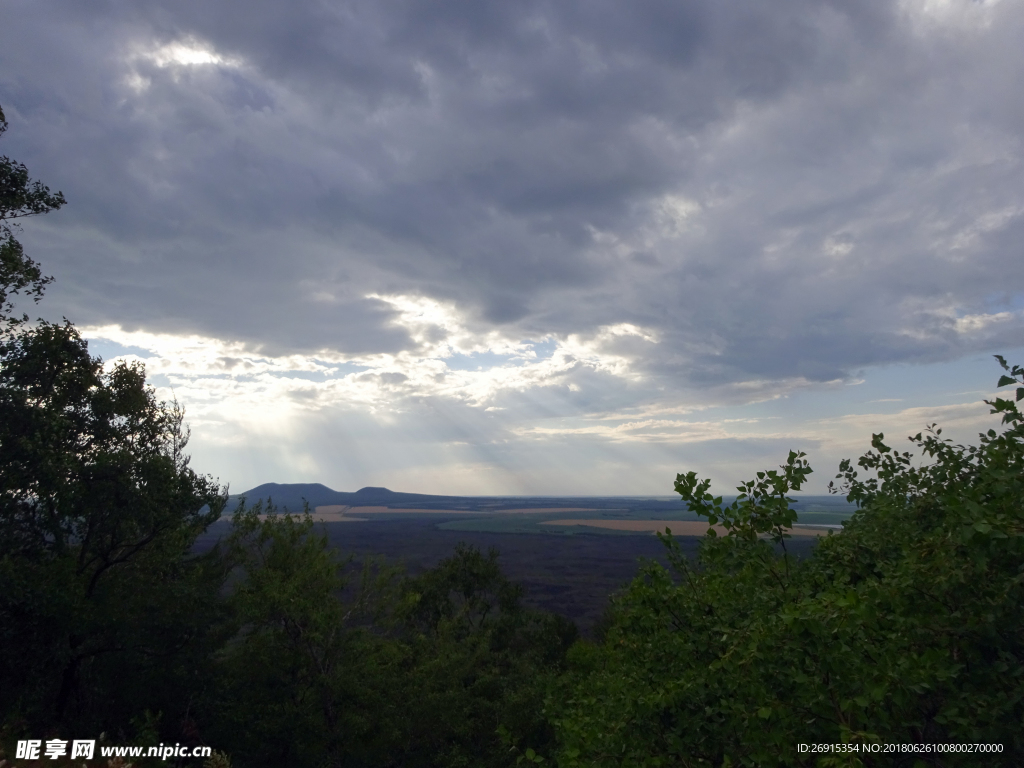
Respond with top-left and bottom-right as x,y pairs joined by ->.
2,0 -> 1022,384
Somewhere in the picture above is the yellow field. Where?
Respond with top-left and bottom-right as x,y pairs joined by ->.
314,505 -> 493,518
314,505 -> 355,520
486,507 -> 600,514
255,506 -> 367,521
314,505 -> 601,517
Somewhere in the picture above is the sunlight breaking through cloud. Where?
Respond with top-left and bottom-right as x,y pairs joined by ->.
82,301 -> 661,420
141,38 -> 240,69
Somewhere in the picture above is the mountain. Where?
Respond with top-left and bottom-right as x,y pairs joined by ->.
224,483 -> 463,512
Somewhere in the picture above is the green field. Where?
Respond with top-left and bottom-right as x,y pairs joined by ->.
436,496 -> 853,536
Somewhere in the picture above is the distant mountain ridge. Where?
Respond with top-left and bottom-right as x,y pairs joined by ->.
225,483 -> 464,512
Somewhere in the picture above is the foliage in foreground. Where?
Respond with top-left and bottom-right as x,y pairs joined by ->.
548,359 -> 1024,767
0,104 -> 65,333
0,102 -> 227,735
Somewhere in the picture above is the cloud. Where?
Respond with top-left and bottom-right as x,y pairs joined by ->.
82,296 -> 660,416
3,0 -> 1024,491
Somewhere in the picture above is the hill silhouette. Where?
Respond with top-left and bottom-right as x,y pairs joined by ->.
226,483 -> 464,512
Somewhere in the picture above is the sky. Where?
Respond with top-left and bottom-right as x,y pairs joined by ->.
2,0 -> 1023,496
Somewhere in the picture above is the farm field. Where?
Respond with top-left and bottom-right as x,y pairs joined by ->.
539,519 -> 831,536
433,496 -> 851,536
312,504 -> 602,520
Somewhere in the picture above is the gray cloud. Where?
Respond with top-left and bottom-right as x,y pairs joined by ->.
3,0 -> 1023,407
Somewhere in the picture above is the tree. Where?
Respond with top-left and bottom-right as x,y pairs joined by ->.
208,514 -> 578,768
391,544 -> 578,768
205,501 -> 401,768
0,103 -> 65,331
0,104 -> 226,737
549,360 -> 1024,767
